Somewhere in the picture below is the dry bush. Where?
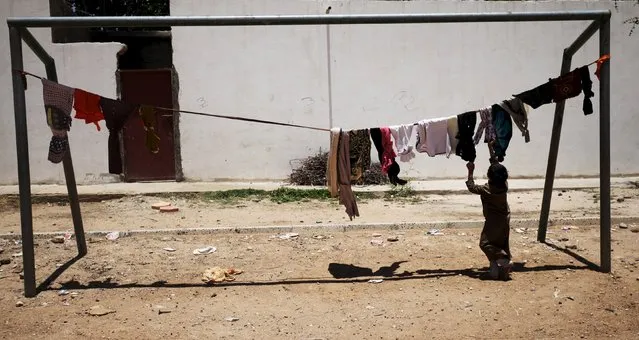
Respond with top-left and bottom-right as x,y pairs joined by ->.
288,150 -> 388,186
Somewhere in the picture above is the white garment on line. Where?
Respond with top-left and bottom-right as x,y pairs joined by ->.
389,124 -> 416,162
415,117 -> 451,157
446,116 -> 459,158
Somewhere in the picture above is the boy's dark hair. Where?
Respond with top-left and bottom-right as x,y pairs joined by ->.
487,163 -> 508,189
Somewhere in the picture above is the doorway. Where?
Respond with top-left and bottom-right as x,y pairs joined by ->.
118,69 -> 177,181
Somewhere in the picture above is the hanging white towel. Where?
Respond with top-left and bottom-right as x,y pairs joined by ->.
389,124 -> 416,162
415,118 -> 451,157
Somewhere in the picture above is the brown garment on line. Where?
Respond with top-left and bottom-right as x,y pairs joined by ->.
138,105 -> 161,154
466,179 -> 511,262
337,131 -> 359,220
326,128 -> 340,197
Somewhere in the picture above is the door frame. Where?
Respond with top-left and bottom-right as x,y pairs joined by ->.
115,67 -> 183,182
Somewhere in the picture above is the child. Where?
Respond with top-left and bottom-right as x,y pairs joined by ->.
466,161 -> 513,280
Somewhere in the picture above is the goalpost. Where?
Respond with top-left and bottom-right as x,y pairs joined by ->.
6,10 -> 612,297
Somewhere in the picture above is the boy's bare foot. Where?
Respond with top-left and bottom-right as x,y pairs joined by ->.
496,259 -> 513,281
489,261 -> 499,280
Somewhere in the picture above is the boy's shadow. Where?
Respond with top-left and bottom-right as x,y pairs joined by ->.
328,261 -> 409,279
328,261 -> 578,281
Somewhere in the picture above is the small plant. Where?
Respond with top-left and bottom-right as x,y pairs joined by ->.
203,189 -> 267,204
269,187 -> 330,203
203,187 -> 333,204
384,184 -> 417,200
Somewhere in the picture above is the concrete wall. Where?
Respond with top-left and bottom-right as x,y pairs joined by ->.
1,1 -> 637,185
173,0 -> 639,181
0,0 -> 123,184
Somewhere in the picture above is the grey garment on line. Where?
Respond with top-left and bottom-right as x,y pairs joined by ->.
499,98 -> 530,143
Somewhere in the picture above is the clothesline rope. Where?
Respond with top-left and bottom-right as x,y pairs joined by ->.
13,52 -> 609,134
14,70 -> 331,132
387,55 -> 609,131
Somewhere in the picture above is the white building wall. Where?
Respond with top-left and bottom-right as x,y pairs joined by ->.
1,1 -> 637,184
0,0 -> 123,185
173,0 -> 639,181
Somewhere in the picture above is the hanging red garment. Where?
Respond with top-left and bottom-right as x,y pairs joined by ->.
379,127 -> 396,174
73,89 -> 104,131
594,54 -> 611,80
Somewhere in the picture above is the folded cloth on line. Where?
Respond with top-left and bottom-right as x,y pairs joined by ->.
416,117 -> 450,157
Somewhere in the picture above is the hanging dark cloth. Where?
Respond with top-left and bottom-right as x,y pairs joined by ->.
370,128 -> 407,186
516,66 -> 595,116
551,69 -> 583,103
455,111 -> 477,162
99,97 -> 138,174
551,67 -> 595,115
513,82 -> 553,109
579,66 -> 594,116
491,104 -> 513,163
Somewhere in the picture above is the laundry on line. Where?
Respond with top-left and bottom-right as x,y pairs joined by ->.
12,54 -> 609,218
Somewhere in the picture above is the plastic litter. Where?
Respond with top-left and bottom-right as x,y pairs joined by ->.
193,246 -> 217,255
426,229 -> 443,236
370,239 -> 384,246
276,233 -> 299,240
106,232 -> 120,241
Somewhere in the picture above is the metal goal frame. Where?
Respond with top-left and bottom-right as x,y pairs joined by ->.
6,10 -> 612,297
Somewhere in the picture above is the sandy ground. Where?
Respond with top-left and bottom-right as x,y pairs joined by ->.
0,225 -> 638,339
0,187 -> 637,234
0,186 -> 638,339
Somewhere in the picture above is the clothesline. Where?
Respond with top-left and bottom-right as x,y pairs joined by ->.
15,54 -> 610,219
327,54 -> 610,220
14,69 -> 331,133
367,54 -> 610,133
13,53 -> 609,135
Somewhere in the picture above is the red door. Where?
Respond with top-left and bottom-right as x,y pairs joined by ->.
118,69 -> 177,181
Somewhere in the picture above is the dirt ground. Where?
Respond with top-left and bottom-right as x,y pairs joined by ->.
0,186 -> 637,234
0,224 -> 638,339
1,186 -> 638,339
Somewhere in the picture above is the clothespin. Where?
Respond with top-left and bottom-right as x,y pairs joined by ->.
12,69 -> 28,90
20,72 -> 27,90
594,54 -> 611,80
